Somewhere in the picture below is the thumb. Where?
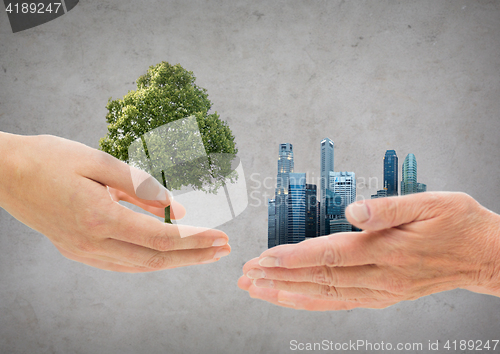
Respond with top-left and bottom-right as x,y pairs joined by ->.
345,192 -> 442,231
79,149 -> 174,208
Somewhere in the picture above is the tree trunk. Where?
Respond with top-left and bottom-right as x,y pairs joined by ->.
161,170 -> 171,224
141,135 -> 172,224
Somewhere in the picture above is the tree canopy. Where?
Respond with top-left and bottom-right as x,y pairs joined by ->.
99,62 -> 238,215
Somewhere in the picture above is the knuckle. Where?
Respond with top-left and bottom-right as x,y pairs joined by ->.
78,211 -> 108,235
451,191 -> 471,203
149,236 -> 175,252
312,266 -> 337,286
189,236 -> 210,249
322,240 -> 342,266
386,278 -> 410,294
381,197 -> 399,227
320,285 -> 342,299
145,253 -> 171,269
421,192 -> 446,211
73,239 -> 99,255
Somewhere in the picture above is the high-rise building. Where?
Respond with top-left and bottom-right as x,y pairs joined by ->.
417,183 -> 427,193
305,184 -> 317,238
324,189 -> 344,235
325,189 -> 344,217
384,150 -> 398,196
267,199 -> 277,248
320,138 -> 334,236
329,171 -> 356,216
371,190 -> 388,199
316,200 -> 321,237
328,171 -> 356,233
287,173 -> 306,244
329,219 -> 353,233
275,143 -> 294,245
401,153 -> 417,195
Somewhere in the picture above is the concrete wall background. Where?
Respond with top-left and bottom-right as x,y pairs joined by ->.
1,1 -> 499,353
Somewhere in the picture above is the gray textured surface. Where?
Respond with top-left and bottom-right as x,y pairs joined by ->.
1,1 -> 500,353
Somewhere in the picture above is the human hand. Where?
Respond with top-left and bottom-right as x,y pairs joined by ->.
0,132 -> 231,272
239,192 -> 500,310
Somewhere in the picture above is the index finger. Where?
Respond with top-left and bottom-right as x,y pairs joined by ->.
257,232 -> 383,269
108,196 -> 229,251
80,149 -> 175,208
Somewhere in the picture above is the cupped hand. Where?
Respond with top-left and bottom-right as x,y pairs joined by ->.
0,133 -> 231,272
239,192 -> 500,310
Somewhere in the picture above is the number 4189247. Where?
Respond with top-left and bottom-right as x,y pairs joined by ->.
5,3 -> 62,14
444,340 -> 499,351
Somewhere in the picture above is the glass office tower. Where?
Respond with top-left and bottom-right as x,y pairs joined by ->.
417,183 -> 427,193
275,143 -> 294,245
401,153 -> 417,195
329,171 -> 356,215
305,184 -> 317,238
384,150 -> 398,196
287,173 -> 306,244
320,138 -> 334,236
267,199 -> 277,248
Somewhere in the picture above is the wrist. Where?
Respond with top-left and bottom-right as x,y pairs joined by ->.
483,210 -> 500,293
0,132 -> 28,207
464,208 -> 500,297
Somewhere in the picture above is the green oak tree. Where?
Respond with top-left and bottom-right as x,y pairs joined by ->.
99,62 -> 238,223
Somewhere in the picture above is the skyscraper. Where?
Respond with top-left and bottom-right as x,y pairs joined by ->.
305,184 -> 317,238
371,190 -> 387,199
275,143 -> 294,245
329,219 -> 353,233
324,189 -> 343,235
267,199 -> 277,248
401,153 -> 417,195
320,138 -> 334,236
329,171 -> 356,217
328,171 -> 356,233
384,150 -> 398,196
417,183 -> 427,193
287,173 -> 306,244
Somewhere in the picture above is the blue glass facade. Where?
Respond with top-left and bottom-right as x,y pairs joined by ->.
324,189 -> 344,235
325,189 -> 344,217
287,173 -> 306,244
329,171 -> 356,217
305,184 -> 317,238
267,199 -> 276,248
383,150 -> 398,196
275,144 -> 294,245
371,189 -> 388,199
417,183 -> 427,193
320,138 -> 334,236
401,153 -> 417,195
326,172 -> 356,233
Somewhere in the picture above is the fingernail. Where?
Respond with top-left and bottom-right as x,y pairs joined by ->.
155,187 -> 174,203
212,238 -> 227,247
349,202 -> 370,223
201,258 -> 218,264
278,299 -> 296,307
253,279 -> 274,288
214,248 -> 230,259
259,256 -> 280,267
131,167 -> 174,202
246,268 -> 266,279
278,291 -> 299,308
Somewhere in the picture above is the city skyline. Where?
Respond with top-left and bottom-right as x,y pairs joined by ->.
268,140 -> 427,248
